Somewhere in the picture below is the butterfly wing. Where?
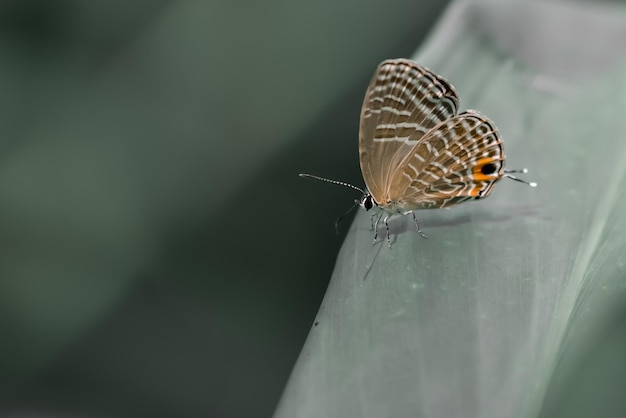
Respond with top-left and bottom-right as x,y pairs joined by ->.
389,111 -> 505,209
359,59 -> 459,205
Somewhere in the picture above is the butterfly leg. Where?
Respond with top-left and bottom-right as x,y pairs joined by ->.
384,216 -> 392,247
372,212 -> 384,244
369,212 -> 379,231
410,212 -> 428,239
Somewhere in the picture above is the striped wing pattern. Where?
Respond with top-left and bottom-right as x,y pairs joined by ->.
390,111 -> 504,210
359,59 -> 459,204
359,59 -> 506,212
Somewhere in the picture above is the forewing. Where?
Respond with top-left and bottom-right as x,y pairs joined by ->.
390,111 -> 505,209
359,59 -> 459,204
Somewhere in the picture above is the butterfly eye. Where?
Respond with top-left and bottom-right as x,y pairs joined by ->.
362,194 -> 375,211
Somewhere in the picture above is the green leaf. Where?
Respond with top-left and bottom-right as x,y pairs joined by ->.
275,1 -> 626,417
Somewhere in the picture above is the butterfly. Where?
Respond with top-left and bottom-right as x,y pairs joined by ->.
301,58 -> 535,246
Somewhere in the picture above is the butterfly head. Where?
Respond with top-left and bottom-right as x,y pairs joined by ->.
359,193 -> 377,211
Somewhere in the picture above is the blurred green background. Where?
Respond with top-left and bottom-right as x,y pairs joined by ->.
0,0 -> 452,417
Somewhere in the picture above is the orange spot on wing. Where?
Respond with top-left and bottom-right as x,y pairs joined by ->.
472,157 -> 500,182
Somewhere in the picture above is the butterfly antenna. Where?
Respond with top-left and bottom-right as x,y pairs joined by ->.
299,173 -> 365,194
503,168 -> 537,187
334,200 -> 360,234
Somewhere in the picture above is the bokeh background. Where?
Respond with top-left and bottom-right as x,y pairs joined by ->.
0,1 -> 453,417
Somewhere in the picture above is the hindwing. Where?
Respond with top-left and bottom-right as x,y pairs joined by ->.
388,111 -> 505,209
